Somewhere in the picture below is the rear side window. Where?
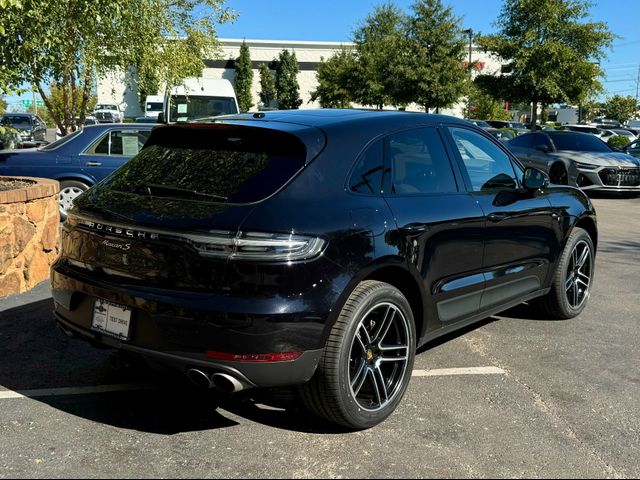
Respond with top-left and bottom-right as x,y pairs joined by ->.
387,127 -> 458,195
102,125 -> 307,204
349,140 -> 384,195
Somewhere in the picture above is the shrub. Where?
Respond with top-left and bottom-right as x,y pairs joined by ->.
607,135 -> 630,149
500,127 -> 517,138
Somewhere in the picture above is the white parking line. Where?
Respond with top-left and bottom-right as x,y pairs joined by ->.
0,383 -> 155,400
412,366 -> 506,377
0,366 -> 506,400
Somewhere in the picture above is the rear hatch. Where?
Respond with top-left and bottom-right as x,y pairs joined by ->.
63,122 -> 325,291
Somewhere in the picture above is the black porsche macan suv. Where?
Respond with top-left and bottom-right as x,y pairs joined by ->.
52,110 -> 597,429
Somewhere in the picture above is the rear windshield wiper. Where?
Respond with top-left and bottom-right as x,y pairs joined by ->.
142,184 -> 228,202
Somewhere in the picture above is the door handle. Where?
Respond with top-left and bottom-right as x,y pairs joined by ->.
488,212 -> 510,223
85,161 -> 102,166
399,223 -> 428,234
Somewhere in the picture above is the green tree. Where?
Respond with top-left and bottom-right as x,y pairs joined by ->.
310,49 -> 358,108
0,0 -> 235,135
475,0 -> 613,130
402,0 -> 470,111
275,50 -> 302,110
465,85 -> 512,120
351,3 -> 408,109
607,135 -> 631,149
41,83 -> 97,128
235,41 -> 254,112
258,64 -> 277,109
0,97 -> 7,115
602,95 -> 638,124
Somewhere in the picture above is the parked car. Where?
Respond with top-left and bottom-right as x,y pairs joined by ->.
486,120 -> 528,136
52,109 -> 597,429
467,119 -> 491,129
134,116 -> 159,123
0,113 -> 47,144
508,130 -> 640,192
623,139 -> 640,158
0,123 -> 153,217
557,124 -> 603,137
93,103 -> 124,123
609,128 -> 637,143
486,127 -> 515,142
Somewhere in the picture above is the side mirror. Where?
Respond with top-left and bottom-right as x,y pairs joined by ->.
523,167 -> 549,190
157,111 -> 165,124
536,144 -> 550,153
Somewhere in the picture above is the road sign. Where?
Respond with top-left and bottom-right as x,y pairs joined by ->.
20,100 -> 44,109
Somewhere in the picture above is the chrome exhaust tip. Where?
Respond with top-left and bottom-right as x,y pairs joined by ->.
187,368 -> 214,389
211,373 -> 246,393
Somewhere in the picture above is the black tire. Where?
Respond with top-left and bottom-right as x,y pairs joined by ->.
300,280 -> 416,429
58,180 -> 90,220
535,227 -> 595,319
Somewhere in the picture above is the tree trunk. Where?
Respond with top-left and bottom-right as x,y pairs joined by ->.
70,71 -> 77,132
36,82 -> 65,138
78,72 -> 92,127
530,100 -> 538,132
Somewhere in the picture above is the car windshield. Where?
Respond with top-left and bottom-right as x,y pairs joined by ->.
102,125 -> 306,204
169,95 -> 239,122
511,123 -> 526,129
146,102 -> 163,112
1,115 -> 31,126
549,133 -> 612,152
38,130 -> 83,151
95,104 -> 118,111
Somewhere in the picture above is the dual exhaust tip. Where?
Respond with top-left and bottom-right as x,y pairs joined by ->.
187,368 -> 247,393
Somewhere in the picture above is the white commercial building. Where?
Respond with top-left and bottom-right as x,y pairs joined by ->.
98,38 -> 507,119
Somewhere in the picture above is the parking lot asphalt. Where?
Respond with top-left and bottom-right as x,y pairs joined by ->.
0,195 -> 639,479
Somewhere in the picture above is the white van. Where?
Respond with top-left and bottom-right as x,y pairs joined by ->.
162,78 -> 239,123
144,95 -> 164,118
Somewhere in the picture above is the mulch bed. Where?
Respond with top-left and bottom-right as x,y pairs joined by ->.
0,178 -> 36,192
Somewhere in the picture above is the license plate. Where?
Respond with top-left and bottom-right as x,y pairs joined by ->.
92,298 -> 132,341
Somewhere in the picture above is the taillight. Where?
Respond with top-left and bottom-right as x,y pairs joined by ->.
206,351 -> 303,362
191,231 -> 326,262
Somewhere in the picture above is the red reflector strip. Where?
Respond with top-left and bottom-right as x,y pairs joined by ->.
206,350 -> 303,363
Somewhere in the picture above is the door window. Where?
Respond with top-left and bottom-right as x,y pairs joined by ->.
386,127 -> 458,195
86,130 -> 151,156
448,127 -> 519,192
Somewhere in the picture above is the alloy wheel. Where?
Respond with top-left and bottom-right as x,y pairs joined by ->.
348,302 -> 411,412
565,240 -> 592,309
59,186 -> 85,215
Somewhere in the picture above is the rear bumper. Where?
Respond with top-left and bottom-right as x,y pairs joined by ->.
55,312 -> 322,388
51,264 -> 335,388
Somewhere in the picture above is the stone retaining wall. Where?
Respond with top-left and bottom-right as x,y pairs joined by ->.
0,178 -> 60,298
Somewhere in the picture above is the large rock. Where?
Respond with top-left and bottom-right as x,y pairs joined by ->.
12,216 -> 36,255
24,248 -> 51,287
0,239 -> 12,275
41,214 -> 59,252
26,201 -> 46,223
0,271 -> 22,297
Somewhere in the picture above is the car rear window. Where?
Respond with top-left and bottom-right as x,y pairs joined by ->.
101,125 -> 307,204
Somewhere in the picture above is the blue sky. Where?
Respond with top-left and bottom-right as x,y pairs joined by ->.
6,0 -> 639,111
